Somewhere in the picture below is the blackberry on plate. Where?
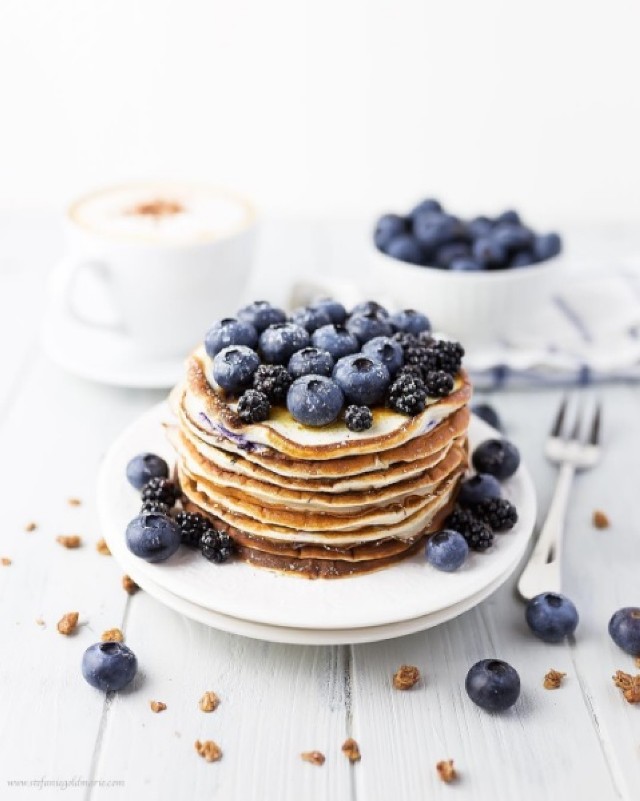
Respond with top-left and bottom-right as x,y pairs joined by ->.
424,370 -> 454,397
404,344 -> 439,373
175,511 -> 212,548
345,405 -> 373,433
201,529 -> 235,563
237,389 -> 270,424
431,340 -> 464,375
387,374 -> 427,416
140,500 -> 170,515
446,507 -> 494,552
475,498 -> 518,532
141,477 -> 180,508
252,364 -> 292,403
396,364 -> 424,381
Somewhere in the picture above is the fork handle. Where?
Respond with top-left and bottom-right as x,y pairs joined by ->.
517,461 -> 576,599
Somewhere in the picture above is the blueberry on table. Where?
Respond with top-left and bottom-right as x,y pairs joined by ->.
287,376 -> 344,426
472,438 -> 520,480
472,403 -> 502,430
525,592 -> 579,642
533,232 -> 562,262
425,530 -> 469,572
204,318 -> 258,358
385,234 -> 423,265
465,659 -> 520,712
289,306 -> 332,333
362,336 -> 403,377
333,354 -> 390,406
346,312 -> 393,344
212,345 -> 260,393
389,309 -> 431,336
259,323 -> 310,365
374,213 -> 407,251
311,298 -> 347,325
237,301 -> 286,332
288,347 -> 334,379
458,473 -> 502,507
82,642 -> 138,692
126,513 -> 182,563
126,453 -> 169,490
312,324 -> 360,361
608,608 -> 640,655
409,198 -> 442,220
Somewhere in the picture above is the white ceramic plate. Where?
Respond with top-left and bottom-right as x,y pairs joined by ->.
98,403 -> 536,630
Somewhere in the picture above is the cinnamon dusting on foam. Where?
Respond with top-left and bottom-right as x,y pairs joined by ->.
128,198 -> 184,218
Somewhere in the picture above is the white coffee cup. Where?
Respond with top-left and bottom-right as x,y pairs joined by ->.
50,182 -> 258,358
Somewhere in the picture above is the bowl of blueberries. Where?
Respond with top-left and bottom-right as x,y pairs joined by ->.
372,198 -> 563,344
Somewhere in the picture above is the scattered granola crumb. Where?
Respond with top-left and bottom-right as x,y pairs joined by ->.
24,522 -> 37,532
57,611 -> 79,635
592,510 -> 610,529
195,739 -> 222,762
68,497 -> 82,507
122,575 -> 139,595
199,691 -> 220,712
56,535 -> 82,549
1,557 -> 11,566
150,700 -> 167,713
436,760 -> 457,783
543,669 -> 567,690
96,538 -> 111,556
393,664 -> 421,690
613,670 -> 640,704
301,751 -> 325,766
35,618 -> 45,627
341,738 -> 361,762
101,628 -> 124,643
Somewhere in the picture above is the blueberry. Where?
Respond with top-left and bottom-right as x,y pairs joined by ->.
125,513 -> 182,563
126,453 -> 169,490
389,309 -> 431,335
312,324 -> 360,360
465,659 -> 520,712
533,232 -> 562,262
493,224 -> 534,253
312,299 -> 347,325
434,241 -> 471,269
495,209 -> 521,226
346,312 -> 393,344
286,376 -> 344,426
409,198 -> 442,220
459,473 -> 502,507
425,529 -> 469,572
333,354 -> 390,405
467,216 -> 493,239
259,323 -> 310,364
374,214 -> 407,251
472,403 -> 502,431
288,347 -> 334,379
510,250 -> 537,268
450,257 -> 484,272
289,306 -> 332,333
204,318 -> 258,358
237,301 -> 286,333
385,234 -> 423,265
362,336 -> 403,377
608,607 -> 640,655
413,213 -> 467,252
212,345 -> 260,393
351,301 -> 390,318
525,593 -> 579,643
472,237 -> 508,268
82,641 -> 138,692
472,438 -> 520,480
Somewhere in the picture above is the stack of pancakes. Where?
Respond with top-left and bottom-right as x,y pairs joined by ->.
168,346 -> 471,578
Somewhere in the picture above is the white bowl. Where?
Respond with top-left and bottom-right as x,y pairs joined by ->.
370,246 -> 564,344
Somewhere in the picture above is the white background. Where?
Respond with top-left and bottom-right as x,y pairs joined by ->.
1,0 -> 640,224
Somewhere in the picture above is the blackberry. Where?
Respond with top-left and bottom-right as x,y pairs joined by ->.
404,345 -> 439,373
345,405 -> 373,432
201,529 -> 235,563
431,340 -> 464,375
174,511 -> 212,548
387,374 -> 427,416
237,389 -> 270,423
424,369 -> 454,397
141,477 -> 180,508
252,364 -> 292,404
475,498 -> 518,532
140,500 -> 170,515
392,331 -> 419,351
396,364 -> 424,381
446,506 -> 494,552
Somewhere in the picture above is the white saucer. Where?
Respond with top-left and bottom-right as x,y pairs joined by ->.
98,403 -> 536,631
43,302 -> 184,389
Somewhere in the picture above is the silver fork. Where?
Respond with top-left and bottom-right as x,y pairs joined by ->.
517,397 -> 602,600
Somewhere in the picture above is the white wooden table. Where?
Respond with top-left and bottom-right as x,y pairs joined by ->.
1,213 -> 639,801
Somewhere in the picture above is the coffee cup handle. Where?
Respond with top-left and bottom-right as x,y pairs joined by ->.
49,256 -> 126,333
